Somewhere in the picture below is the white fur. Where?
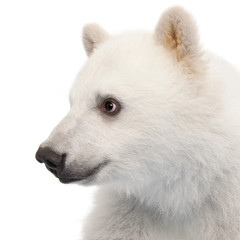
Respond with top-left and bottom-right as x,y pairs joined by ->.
39,6 -> 240,240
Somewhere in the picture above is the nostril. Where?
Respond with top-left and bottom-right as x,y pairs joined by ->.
45,160 -> 57,169
35,147 -> 65,169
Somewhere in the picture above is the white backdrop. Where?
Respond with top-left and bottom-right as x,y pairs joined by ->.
0,1 -> 240,240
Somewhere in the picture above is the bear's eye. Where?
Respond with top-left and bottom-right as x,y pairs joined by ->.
101,98 -> 121,116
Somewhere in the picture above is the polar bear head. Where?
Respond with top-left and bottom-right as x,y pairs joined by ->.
36,7 -> 211,205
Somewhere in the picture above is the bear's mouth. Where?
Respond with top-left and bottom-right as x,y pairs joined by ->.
45,160 -> 110,184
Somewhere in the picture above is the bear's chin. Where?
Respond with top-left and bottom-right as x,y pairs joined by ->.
58,177 -> 85,184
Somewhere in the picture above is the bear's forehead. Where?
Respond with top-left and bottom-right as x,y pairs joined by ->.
87,33 -> 165,68
79,33 -> 172,83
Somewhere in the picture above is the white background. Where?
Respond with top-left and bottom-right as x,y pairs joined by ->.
0,0 -> 240,240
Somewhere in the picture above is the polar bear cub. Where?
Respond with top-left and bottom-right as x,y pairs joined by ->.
36,6 -> 240,240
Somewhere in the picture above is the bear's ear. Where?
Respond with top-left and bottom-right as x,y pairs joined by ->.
82,23 -> 109,56
155,7 -> 202,71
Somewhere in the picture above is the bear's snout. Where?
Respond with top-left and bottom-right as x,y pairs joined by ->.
35,147 -> 66,176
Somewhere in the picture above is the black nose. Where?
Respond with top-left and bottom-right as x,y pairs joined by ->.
35,147 -> 65,169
